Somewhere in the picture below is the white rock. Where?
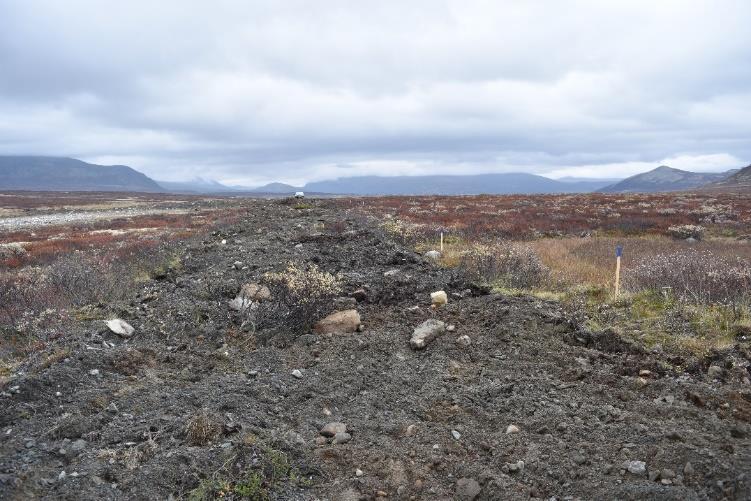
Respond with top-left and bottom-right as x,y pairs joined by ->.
89,369 -> 100,376
383,269 -> 400,277
291,369 -> 303,379
707,365 -> 723,380
451,430 -> 461,440
506,424 -> 520,434
456,335 -> 471,347
625,460 -> 646,475
410,319 -> 446,349
105,319 -> 134,338
431,290 -> 448,306
356,468 -> 364,477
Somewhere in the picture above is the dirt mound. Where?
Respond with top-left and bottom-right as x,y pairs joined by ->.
1,199 -> 749,500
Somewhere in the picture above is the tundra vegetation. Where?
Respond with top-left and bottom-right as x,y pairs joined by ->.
351,192 -> 751,356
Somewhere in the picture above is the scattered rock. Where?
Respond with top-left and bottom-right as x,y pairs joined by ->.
707,365 -> 723,380
291,369 -> 303,379
351,289 -> 367,302
355,468 -> 363,477
320,422 -> 347,438
332,432 -> 352,444
684,462 -> 695,476
410,319 -> 446,349
229,283 -> 271,311
89,369 -> 100,376
506,460 -> 524,473
446,324 -> 456,332
451,429 -> 461,440
623,460 -> 646,475
430,290 -> 448,306
105,319 -> 134,338
383,269 -> 399,277
455,477 -> 482,500
314,309 -> 361,334
456,335 -> 471,347
505,424 -> 520,434
70,439 -> 87,452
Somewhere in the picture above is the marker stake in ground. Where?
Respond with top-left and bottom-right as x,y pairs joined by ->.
615,245 -> 623,298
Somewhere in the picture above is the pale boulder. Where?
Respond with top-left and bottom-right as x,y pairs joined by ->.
410,319 -> 446,349
314,309 -> 361,334
431,290 -> 448,306
105,319 -> 134,338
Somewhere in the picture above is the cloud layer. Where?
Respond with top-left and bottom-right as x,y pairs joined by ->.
1,0 -> 749,185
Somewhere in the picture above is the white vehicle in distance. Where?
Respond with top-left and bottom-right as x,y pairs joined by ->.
294,191 -> 305,198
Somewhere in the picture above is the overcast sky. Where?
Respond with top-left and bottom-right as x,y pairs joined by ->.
1,1 -> 750,186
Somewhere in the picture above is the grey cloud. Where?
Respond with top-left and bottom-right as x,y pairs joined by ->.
0,0 -> 750,185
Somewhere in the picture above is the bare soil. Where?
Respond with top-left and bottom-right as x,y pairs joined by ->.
1,199 -> 749,500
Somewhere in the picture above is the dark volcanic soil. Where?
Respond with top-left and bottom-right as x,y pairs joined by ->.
1,199 -> 750,500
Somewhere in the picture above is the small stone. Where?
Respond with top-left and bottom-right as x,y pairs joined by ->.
456,477 -> 482,500
430,290 -> 448,306
572,453 -> 587,465
106,403 -> 118,414
89,369 -> 100,376
707,365 -> 723,380
636,377 -> 649,387
70,439 -> 87,452
447,324 -> 456,332
684,462 -> 695,476
355,468 -> 363,477
639,369 -> 652,377
55,392 -> 62,397
291,369 -> 303,379
314,436 -> 327,446
352,289 -> 367,302
233,261 -> 243,269
455,335 -> 471,347
624,460 -> 646,475
58,471 -> 66,481
320,422 -> 347,437
332,432 -> 351,444
410,319 -> 446,349
105,319 -> 135,338
660,468 -> 676,480
451,430 -> 461,440
314,309 -> 361,334
405,424 -> 418,436
506,424 -> 520,434
506,460 -> 525,473
376,491 -> 388,498
383,269 -> 399,277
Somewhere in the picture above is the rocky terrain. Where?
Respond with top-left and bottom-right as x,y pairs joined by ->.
1,199 -> 750,500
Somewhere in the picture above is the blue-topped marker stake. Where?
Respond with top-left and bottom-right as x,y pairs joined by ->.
615,245 -> 623,298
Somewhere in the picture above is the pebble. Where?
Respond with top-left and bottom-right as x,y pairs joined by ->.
624,460 -> 646,475
355,468 -> 363,477
447,324 -> 456,332
89,369 -> 100,376
291,369 -> 303,379
430,290 -> 448,306
451,430 -> 461,440
332,432 -> 352,444
320,422 -> 347,437
455,477 -> 482,500
572,453 -> 587,465
456,335 -> 471,347
506,460 -> 525,473
684,462 -> 695,475
506,424 -> 520,434
70,439 -> 87,452
707,365 -> 723,380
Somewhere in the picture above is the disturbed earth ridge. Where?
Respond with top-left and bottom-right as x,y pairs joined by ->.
1,199 -> 750,500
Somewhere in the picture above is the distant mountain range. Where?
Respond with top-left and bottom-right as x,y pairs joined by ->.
0,156 -> 162,192
598,165 -> 738,193
256,174 -> 615,195
1,156 -> 748,195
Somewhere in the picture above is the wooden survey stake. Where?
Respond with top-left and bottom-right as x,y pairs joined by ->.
614,245 -> 623,298
440,232 -> 444,252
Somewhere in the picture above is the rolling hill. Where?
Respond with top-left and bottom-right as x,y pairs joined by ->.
599,165 -> 736,193
0,156 -> 163,192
